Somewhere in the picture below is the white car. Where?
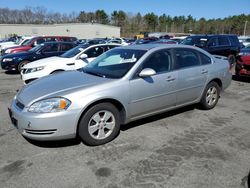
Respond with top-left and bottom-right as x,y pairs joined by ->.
21,43 -> 121,84
0,36 -> 33,52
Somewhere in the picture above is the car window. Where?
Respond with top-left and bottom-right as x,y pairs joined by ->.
42,44 -> 59,52
105,45 -> 119,51
174,48 -> 200,69
45,37 -> 57,42
85,46 -> 105,58
36,38 -> 45,45
60,43 -> 73,51
140,50 -> 171,74
84,48 -> 146,78
207,37 -> 217,47
218,37 -> 230,46
200,52 -> 212,65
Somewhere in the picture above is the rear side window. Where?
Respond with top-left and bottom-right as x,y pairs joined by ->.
174,48 -> 200,69
199,52 -> 212,65
140,49 -> 171,74
218,37 -> 230,46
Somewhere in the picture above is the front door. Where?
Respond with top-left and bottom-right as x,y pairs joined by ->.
129,49 -> 177,118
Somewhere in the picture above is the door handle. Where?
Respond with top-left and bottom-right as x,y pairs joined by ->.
166,76 -> 175,82
201,69 -> 208,74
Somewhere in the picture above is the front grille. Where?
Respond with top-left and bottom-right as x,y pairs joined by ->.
16,100 -> 25,110
25,129 -> 57,135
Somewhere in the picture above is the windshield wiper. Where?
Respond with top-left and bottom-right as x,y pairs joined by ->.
83,69 -> 106,78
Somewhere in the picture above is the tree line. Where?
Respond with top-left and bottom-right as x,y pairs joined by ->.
0,7 -> 249,37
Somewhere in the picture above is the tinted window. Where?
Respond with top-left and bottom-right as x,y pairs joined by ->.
85,46 -> 105,58
60,43 -> 73,51
36,38 -> 45,45
141,50 -> 171,74
174,49 -> 200,69
42,44 -> 59,52
200,52 -> 212,65
207,37 -> 217,47
218,37 -> 230,46
104,45 -> 119,51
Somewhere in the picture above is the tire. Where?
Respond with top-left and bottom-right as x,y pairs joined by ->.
18,60 -> 30,72
78,103 -> 121,146
200,82 -> 220,110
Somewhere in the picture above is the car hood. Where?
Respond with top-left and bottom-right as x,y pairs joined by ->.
17,70 -> 111,106
2,51 -> 34,58
24,56 -> 70,68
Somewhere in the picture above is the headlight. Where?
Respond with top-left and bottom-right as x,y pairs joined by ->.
25,66 -> 45,73
5,49 -> 11,54
2,58 -> 13,62
28,97 -> 71,113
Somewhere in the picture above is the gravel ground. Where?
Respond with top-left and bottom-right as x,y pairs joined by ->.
0,68 -> 250,188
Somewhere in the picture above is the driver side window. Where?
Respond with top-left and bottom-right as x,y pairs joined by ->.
140,50 -> 171,74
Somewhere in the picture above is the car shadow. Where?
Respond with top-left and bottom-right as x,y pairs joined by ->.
121,104 -> 196,131
232,75 -> 250,83
5,70 -> 19,75
24,137 -> 81,148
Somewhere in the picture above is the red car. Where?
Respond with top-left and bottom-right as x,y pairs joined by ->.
3,36 -> 77,55
235,47 -> 250,77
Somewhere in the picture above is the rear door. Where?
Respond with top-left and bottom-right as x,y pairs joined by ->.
173,48 -> 209,105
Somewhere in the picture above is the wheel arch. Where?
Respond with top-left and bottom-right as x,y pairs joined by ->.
76,98 -> 127,133
208,78 -> 222,89
50,69 -> 65,74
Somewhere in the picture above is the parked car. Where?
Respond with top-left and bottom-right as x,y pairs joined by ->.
149,39 -> 178,44
1,42 -> 75,72
238,36 -> 250,47
9,44 -> 231,145
0,36 -> 33,53
235,46 -> 250,77
2,36 -> 77,55
21,43 -> 121,84
181,34 -> 241,65
132,37 -> 159,45
107,38 -> 129,45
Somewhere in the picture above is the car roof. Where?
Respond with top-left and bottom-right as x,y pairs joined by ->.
40,41 -> 75,45
118,44 -> 192,50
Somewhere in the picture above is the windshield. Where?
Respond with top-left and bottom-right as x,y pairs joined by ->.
83,48 -> 146,79
60,44 -> 89,58
22,38 -> 33,46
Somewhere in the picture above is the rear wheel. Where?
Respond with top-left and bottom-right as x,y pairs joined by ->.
18,60 -> 30,72
78,103 -> 121,146
200,82 -> 220,110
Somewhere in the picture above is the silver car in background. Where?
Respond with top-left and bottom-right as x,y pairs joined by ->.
9,44 -> 231,145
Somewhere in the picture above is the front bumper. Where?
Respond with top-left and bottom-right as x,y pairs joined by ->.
1,60 -> 18,70
9,99 -> 80,141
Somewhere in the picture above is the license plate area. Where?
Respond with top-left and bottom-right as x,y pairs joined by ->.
8,108 -> 18,128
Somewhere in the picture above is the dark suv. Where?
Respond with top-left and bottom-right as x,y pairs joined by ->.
181,34 -> 241,64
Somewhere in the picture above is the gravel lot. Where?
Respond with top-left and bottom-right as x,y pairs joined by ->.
0,68 -> 250,188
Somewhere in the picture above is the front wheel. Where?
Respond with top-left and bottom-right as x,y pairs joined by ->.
199,82 -> 220,110
78,103 -> 121,146
18,60 -> 30,72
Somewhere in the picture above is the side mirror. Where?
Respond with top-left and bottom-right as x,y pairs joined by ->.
79,53 -> 88,59
139,68 -> 156,78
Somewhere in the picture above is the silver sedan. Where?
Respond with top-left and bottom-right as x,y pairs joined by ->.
9,44 -> 232,145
